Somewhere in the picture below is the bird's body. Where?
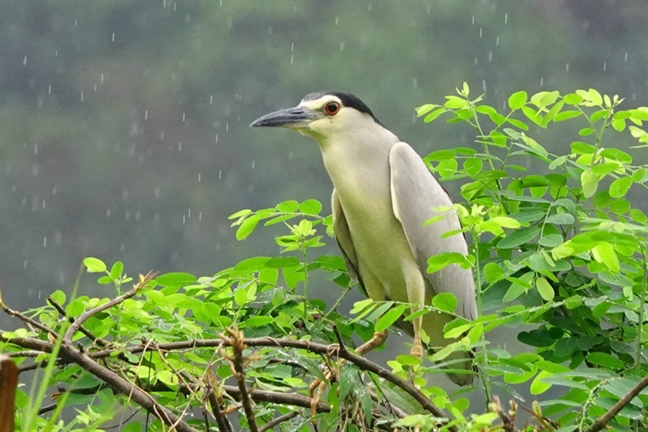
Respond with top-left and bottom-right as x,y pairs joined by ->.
251,91 -> 477,385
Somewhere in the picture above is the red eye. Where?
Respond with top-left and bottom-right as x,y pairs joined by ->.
325,101 -> 340,115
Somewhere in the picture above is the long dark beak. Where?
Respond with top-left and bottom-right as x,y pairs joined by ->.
250,106 -> 319,128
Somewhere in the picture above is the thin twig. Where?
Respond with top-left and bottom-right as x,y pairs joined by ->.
0,301 -> 57,337
222,327 -> 259,432
258,411 -> 299,432
584,373 -> 648,432
207,387 -> 233,432
47,295 -> 108,347
63,271 -> 155,343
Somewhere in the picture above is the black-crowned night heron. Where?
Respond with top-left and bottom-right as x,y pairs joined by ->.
251,91 -> 476,385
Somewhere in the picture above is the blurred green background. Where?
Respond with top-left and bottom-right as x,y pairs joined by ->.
1,0 -> 646,312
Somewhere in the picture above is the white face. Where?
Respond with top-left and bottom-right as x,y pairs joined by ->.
296,95 -> 370,141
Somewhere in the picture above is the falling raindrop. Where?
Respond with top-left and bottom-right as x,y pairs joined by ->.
335,17 -> 339,25
145,110 -> 148,120
479,28 -> 483,38
198,173 -> 202,182
540,77 -> 544,87
199,212 -> 202,220
80,92 -> 84,101
504,13 -> 508,24
624,52 -> 628,62
488,51 -> 493,62
252,160 -> 255,169
160,132 -> 165,140
101,74 -> 104,83
183,215 -> 186,224
182,113 -> 186,122
210,95 -> 213,105
48,84 -> 52,94
42,200 -> 46,209
566,63 -> 570,72
111,32 -> 115,42
107,209 -> 111,217
474,57 -> 478,65
603,62 -> 607,71
482,80 -> 487,92
496,36 -> 500,46
178,142 -> 182,152
215,134 -> 219,143
188,209 -> 191,218
218,170 -> 222,180
225,123 -> 229,132
412,78 -> 418,89
23,260 -> 28,269
22,56 -> 27,66
43,237 -> 47,248
471,16 -> 475,25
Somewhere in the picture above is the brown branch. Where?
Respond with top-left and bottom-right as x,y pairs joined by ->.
258,411 -> 299,432
224,385 -> 330,413
47,295 -> 108,347
222,327 -> 259,432
63,271 -> 155,343
207,387 -> 233,432
3,332 -> 447,426
57,343 -> 198,432
584,373 -> 648,432
0,300 -> 57,337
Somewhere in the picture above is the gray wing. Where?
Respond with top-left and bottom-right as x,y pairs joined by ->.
331,190 -> 366,295
389,142 -> 477,320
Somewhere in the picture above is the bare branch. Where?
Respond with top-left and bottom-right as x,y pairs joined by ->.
258,411 -> 299,432
222,327 -> 259,432
584,373 -> 648,432
47,295 -> 108,347
63,271 -> 155,343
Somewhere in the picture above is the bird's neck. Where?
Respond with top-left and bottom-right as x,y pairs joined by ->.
317,126 -> 399,198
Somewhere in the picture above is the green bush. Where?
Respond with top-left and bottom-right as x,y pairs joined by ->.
1,86 -> 646,432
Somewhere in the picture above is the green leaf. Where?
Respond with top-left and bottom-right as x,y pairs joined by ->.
432,292 -> 458,313
535,277 -> 554,301
497,226 -> 540,249
591,242 -> 620,272
483,262 -> 504,283
530,370 -> 553,395
110,261 -> 124,280
609,177 -> 633,198
265,257 -> 301,268
554,110 -> 581,122
228,209 -> 252,219
50,290 -> 66,305
426,149 -> 456,161
236,214 -> 259,240
156,272 -> 197,287
508,91 -> 527,110
490,216 -> 521,229
276,200 -> 299,212
424,107 -> 446,123
234,287 -> 248,307
580,169 -> 599,198
545,213 -> 575,225
375,304 -> 408,332
586,352 -> 625,369
299,199 -> 322,215
83,257 -> 106,273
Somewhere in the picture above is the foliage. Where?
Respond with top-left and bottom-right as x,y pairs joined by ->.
1,87 -> 647,431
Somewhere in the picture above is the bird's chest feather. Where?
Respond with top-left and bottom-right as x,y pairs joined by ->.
324,150 -> 416,303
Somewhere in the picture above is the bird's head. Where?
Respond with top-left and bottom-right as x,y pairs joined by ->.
250,91 -> 383,143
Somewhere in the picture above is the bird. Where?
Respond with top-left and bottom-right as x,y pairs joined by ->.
250,91 -> 477,385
